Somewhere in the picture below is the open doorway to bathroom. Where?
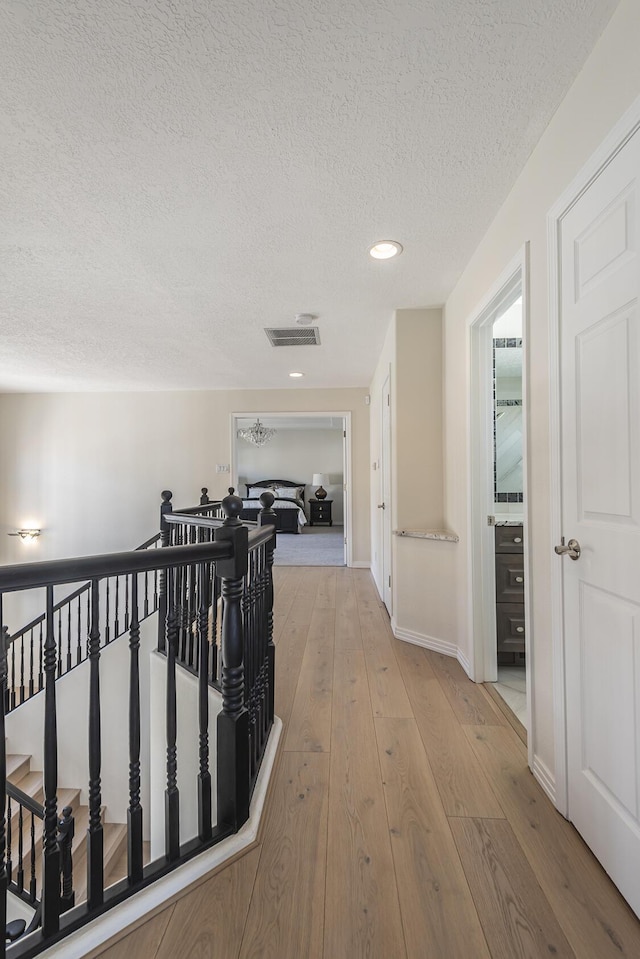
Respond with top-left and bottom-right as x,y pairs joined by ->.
490,296 -> 527,728
468,250 -> 531,748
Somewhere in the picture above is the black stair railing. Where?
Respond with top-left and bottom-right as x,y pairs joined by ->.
3,491 -> 224,714
0,492 -> 276,958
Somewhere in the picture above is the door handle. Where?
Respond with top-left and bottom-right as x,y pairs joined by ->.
377,503 -> 385,509
554,537 -> 581,561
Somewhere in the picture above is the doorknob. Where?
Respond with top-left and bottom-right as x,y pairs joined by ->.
554,537 -> 581,561
377,503 -> 385,509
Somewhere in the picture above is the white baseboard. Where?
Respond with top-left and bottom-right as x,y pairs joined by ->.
532,754 -> 556,805
350,560 -> 371,569
456,647 -> 471,678
391,622 -> 457,659
40,718 -> 283,959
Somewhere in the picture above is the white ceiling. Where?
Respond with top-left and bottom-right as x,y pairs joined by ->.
1,0 -> 617,393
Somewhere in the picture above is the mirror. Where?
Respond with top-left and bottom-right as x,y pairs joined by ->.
493,339 -> 523,502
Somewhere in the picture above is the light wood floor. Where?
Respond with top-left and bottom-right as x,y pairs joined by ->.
94,567 -> 640,959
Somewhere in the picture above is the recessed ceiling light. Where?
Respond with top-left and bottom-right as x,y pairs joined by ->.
289,371 -> 304,378
369,240 -> 403,260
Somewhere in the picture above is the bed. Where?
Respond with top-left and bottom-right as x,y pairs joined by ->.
240,479 -> 307,533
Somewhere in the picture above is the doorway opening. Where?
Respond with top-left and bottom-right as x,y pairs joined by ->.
468,252 -> 532,747
231,411 -> 351,567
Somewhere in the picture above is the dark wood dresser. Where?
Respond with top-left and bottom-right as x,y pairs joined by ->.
495,524 -> 525,665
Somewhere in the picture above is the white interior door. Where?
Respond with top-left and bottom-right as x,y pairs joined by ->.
558,126 -> 640,916
381,377 -> 392,613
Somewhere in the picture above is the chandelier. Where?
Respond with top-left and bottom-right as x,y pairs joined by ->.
237,418 -> 276,448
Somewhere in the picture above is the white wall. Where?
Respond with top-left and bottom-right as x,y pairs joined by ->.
237,425 -> 345,523
5,617 -> 157,832
369,308 -> 457,645
443,0 -> 640,781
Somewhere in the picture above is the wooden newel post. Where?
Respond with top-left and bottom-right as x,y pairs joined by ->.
200,487 -> 210,505
259,493 -> 277,728
215,492 -> 250,831
158,491 -> 173,653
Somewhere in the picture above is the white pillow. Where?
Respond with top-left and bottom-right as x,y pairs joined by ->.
274,487 -> 300,500
247,486 -> 270,499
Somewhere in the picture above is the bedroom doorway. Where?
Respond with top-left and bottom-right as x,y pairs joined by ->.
231,411 -> 352,567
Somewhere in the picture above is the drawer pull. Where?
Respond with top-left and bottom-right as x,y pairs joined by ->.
516,626 -> 524,633
515,576 -> 524,584
513,537 -> 522,544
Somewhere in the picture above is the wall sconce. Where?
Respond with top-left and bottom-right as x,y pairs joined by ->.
9,529 -> 41,541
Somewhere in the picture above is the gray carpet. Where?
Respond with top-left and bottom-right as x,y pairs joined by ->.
273,525 -> 345,566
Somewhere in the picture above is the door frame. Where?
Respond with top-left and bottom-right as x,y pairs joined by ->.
380,373 -> 393,614
467,245 -> 533,767
547,93 -> 640,818
230,410 -> 353,566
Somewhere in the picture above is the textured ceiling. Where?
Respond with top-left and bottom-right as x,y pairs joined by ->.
1,0 -> 618,392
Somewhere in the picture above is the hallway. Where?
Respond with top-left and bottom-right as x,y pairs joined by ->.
94,566 -> 640,959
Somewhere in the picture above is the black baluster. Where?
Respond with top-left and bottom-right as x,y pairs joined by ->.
144,571 -> 150,618
210,569 -> 219,684
87,579 -> 103,908
38,622 -> 44,692
42,585 -> 60,937
6,797 -> 11,886
158,491 -> 173,653
259,496 -> 277,739
127,574 -> 143,883
10,631 -> 15,710
66,602 -> 72,674
124,575 -> 130,633
165,567 -> 180,861
28,627 -> 35,698
114,577 -> 120,639
197,561 -> 212,841
76,596 -> 82,665
57,608 -> 62,678
58,806 -> 74,912
105,579 -> 111,645
29,813 -> 36,902
19,634 -> 25,705
215,494 -> 250,831
16,803 -> 23,894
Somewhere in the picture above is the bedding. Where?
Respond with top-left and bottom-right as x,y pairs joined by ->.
241,478 -> 307,532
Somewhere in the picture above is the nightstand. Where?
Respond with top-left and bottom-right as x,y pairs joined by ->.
309,499 -> 333,526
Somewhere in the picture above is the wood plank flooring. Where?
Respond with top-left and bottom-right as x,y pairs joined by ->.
94,567 -> 640,959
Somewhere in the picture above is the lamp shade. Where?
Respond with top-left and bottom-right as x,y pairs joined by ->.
312,474 -> 328,487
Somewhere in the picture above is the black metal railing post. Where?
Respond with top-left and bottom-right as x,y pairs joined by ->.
215,493 -> 250,831
127,574 -> 143,883
42,586 -> 60,937
164,567 -> 180,862
87,579 -> 104,909
259,494 -> 277,732
158,490 -> 173,653
197,560 -> 212,841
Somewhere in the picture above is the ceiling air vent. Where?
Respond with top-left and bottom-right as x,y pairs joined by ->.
264,327 -> 321,347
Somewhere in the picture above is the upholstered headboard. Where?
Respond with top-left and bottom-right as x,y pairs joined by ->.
245,479 -> 306,503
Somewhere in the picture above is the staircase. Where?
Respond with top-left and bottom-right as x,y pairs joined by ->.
6,750 -> 144,904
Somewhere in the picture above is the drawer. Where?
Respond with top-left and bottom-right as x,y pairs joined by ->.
495,553 -> 524,602
495,525 -> 524,553
496,603 -> 526,654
